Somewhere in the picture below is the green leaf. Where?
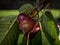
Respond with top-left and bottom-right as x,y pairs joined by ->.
41,30 -> 51,45
32,31 -> 42,45
41,11 -> 59,45
17,33 -> 24,45
19,4 -> 34,15
0,16 -> 20,45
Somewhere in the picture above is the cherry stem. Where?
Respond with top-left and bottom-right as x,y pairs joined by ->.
27,33 -> 29,45
37,14 -> 43,30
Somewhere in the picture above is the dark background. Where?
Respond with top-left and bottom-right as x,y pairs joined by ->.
0,0 -> 60,10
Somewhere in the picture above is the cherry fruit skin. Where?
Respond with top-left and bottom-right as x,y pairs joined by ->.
17,13 -> 35,34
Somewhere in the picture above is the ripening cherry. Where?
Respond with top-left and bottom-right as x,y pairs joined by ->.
17,13 -> 36,34
17,13 -> 40,39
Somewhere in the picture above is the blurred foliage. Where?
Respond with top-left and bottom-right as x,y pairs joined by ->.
0,4 -> 60,45
0,9 -> 60,18
0,16 -> 20,45
0,10 -> 19,17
